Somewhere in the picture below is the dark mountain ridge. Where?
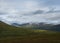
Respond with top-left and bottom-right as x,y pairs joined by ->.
0,21 -> 60,32
12,22 -> 60,32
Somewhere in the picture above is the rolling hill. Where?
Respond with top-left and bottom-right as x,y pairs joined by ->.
0,21 -> 37,37
0,21 -> 60,43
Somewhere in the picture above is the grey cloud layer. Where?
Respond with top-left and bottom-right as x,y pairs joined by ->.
0,0 -> 60,24
1,8 -> 60,24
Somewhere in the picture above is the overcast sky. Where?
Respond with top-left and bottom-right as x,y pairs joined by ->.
0,0 -> 60,24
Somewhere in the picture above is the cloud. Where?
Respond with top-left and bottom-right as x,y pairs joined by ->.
0,0 -> 60,24
32,10 -> 44,14
0,12 -> 7,15
46,7 -> 60,13
40,0 -> 60,6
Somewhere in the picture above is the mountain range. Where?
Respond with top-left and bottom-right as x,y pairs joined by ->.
0,21 -> 60,32
12,22 -> 60,32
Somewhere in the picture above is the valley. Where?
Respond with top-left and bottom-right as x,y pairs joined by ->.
0,21 -> 60,43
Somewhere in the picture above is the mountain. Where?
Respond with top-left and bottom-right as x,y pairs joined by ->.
12,23 -> 30,27
0,21 -> 60,43
1,20 -> 60,32
11,22 -> 60,32
49,24 -> 60,31
0,21 -> 18,29
0,21 -> 36,37
12,22 -> 53,29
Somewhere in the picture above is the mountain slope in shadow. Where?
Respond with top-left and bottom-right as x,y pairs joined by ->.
0,21 -> 60,43
0,21 -> 36,37
12,22 -> 60,32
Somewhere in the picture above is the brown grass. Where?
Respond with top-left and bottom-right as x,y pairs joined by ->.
0,34 -> 60,43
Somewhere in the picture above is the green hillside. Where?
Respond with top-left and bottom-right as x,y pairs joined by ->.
0,21 -> 36,37
0,21 -> 60,43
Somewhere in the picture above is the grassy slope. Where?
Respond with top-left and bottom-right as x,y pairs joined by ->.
0,21 -> 36,37
0,21 -> 60,43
